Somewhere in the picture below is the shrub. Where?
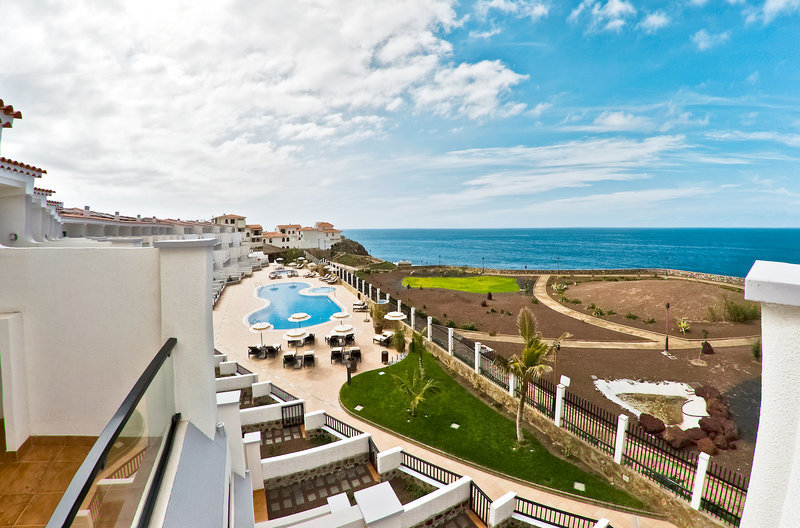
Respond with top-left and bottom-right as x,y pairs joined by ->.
487,292 -> 493,300
722,297 -> 761,322
625,313 -> 638,320
431,317 -> 440,325
393,325 -> 407,353
489,308 -> 497,313
606,310 -> 616,316
676,317 -> 690,334
488,330 -> 497,337
461,323 -> 477,331
586,303 -> 596,311
752,339 -> 761,361
569,298 -> 582,304
480,300 -> 487,307
706,306 -> 717,322
530,297 -> 539,304
592,307 -> 605,317
644,318 -> 656,324
417,309 -> 427,318
446,320 -> 456,328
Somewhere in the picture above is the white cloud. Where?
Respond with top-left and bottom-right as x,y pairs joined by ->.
413,61 -> 528,119
637,12 -> 670,33
529,102 -> 553,117
707,130 -> 800,147
469,27 -> 501,39
568,0 -> 637,32
762,0 -> 800,23
529,186 -> 708,212
565,111 -> 654,132
691,29 -> 731,51
475,0 -> 549,22
0,0 -> 528,215
746,71 -> 760,84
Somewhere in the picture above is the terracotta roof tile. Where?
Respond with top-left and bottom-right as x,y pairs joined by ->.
0,156 -> 47,177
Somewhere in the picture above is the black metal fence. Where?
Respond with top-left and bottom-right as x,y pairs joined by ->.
368,437 -> 379,470
270,384 -> 298,402
514,497 -> 602,528
452,338 -> 474,368
561,391 -> 617,456
431,324 -> 449,351
479,354 -> 509,390
469,482 -> 491,525
281,402 -> 305,427
701,460 -> 749,526
525,378 -> 557,419
401,451 -> 462,485
325,413 -> 364,438
623,422 -> 697,501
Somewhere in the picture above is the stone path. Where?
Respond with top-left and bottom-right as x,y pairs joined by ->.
214,266 -> 677,528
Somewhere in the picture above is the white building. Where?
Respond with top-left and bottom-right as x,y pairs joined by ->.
244,224 -> 263,251
264,222 -> 343,250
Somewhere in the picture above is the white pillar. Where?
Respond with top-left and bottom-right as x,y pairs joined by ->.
554,383 -> 567,428
741,261 -> 800,528
376,446 -> 403,475
488,491 -> 516,528
691,452 -> 711,510
508,372 -> 515,397
593,520 -> 611,528
369,284 -> 373,300
474,341 -> 481,374
410,307 -> 415,328
154,239 -> 217,439
427,316 -> 432,341
447,327 -> 454,355
217,390 -> 245,477
243,431 -> 263,490
397,300 -> 401,312
614,414 -> 629,465
385,292 -> 390,301
377,287 -> 381,300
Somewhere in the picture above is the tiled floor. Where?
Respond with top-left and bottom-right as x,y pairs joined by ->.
0,429 -> 94,528
259,426 -> 312,459
264,463 -> 376,519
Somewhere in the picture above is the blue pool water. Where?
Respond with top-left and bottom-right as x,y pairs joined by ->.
307,286 -> 335,294
247,282 -> 341,329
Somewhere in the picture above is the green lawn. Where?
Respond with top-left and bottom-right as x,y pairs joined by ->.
401,275 -> 519,294
340,353 -> 647,509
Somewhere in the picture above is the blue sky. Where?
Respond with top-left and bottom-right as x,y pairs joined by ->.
1,0 -> 799,228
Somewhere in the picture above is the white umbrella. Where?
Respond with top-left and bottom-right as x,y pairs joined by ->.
308,262 -> 317,269
250,321 -> 273,346
384,311 -> 407,321
330,311 -> 351,322
288,312 -> 311,327
284,328 -> 308,340
332,324 -> 354,335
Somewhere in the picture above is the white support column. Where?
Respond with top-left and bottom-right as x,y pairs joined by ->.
593,520 -> 611,528
377,287 -> 381,301
474,341 -> 481,374
488,491 -> 516,528
447,327 -> 454,355
410,307 -> 415,328
243,431 -> 263,490
614,414 -> 629,464
508,372 -> 515,397
554,383 -> 567,427
385,292 -> 390,301
427,316 -> 432,341
691,452 -> 711,510
397,300 -> 401,312
369,284 -> 373,300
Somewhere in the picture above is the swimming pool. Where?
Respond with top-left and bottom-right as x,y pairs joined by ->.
247,282 -> 341,329
307,286 -> 335,294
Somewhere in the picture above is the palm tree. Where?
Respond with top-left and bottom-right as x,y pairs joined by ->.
393,367 -> 438,417
409,330 -> 426,376
494,307 -> 568,443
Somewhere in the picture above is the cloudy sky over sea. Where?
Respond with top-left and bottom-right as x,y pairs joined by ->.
2,1 -> 799,228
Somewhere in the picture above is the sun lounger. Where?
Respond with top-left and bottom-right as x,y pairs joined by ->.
282,351 -> 296,368
330,347 -> 343,364
303,351 -> 316,367
345,333 -> 355,344
304,333 -> 315,346
348,347 -> 361,362
248,346 -> 261,358
372,335 -> 391,346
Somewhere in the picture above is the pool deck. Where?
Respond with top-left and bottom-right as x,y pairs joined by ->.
213,265 -> 677,528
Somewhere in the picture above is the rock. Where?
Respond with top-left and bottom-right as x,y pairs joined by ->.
639,413 -> 666,435
686,427 -> 707,442
723,421 -> 740,441
707,397 -> 731,418
663,427 -> 692,449
713,435 -> 729,450
702,341 -> 715,355
696,437 -> 719,456
695,386 -> 708,399
697,385 -> 721,400
699,416 -> 726,434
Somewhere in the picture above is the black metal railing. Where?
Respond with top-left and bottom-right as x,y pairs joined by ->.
281,401 -> 305,427
236,363 -> 254,376
270,384 -> 298,402
401,451 -> 462,485
452,339 -> 475,368
700,460 -> 749,526
479,354 -> 509,390
47,338 -> 178,528
514,497 -> 601,528
325,414 -> 364,438
525,378 -> 556,419
623,422 -> 697,501
469,482 -> 491,525
368,437 -> 380,469
561,391 -> 616,456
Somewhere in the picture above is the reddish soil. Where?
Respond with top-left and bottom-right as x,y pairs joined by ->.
368,271 -> 647,342
482,339 -> 760,474
548,276 -> 760,339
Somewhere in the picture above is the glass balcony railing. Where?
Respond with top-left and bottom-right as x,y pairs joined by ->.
47,338 -> 178,528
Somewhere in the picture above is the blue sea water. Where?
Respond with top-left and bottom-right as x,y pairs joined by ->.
247,282 -> 343,329
343,228 -> 800,278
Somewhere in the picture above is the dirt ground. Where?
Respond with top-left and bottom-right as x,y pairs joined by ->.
548,276 -> 761,339
368,271 -> 647,342
482,339 -> 760,475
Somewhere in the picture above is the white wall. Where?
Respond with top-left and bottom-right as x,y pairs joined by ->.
262,433 -> 370,479
401,477 -> 471,528
0,313 -> 30,450
240,400 -> 305,427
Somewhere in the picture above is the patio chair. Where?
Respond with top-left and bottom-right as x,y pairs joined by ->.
348,347 -> 361,362
264,344 -> 281,358
303,352 -> 316,367
304,333 -> 315,346
330,348 -> 343,364
282,352 -> 295,368
372,335 -> 390,346
247,346 -> 261,358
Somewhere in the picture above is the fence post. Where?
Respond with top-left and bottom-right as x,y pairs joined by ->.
691,452 -> 711,510
410,307 -> 415,328
447,328 -> 454,356
474,342 -> 481,374
614,414 -> 629,465
386,292 -> 390,301
427,317 -> 432,341
377,287 -> 381,301
488,491 -> 516,527
508,372 -> 515,397
369,284 -> 372,300
554,383 -> 567,427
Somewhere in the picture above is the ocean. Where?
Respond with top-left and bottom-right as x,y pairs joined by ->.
343,228 -> 800,278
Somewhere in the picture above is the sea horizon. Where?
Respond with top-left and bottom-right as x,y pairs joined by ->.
343,227 -> 800,278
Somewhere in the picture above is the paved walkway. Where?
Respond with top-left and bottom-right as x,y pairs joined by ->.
213,266 -> 676,528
